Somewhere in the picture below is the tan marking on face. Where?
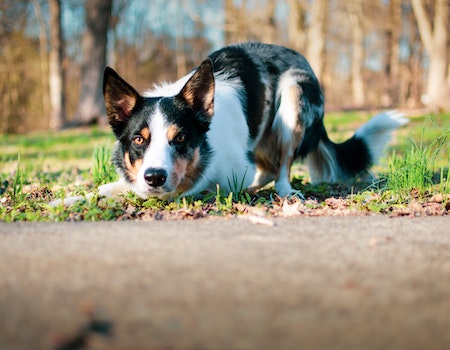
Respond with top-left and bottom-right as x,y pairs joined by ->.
140,127 -> 150,141
186,148 -> 200,175
170,158 -> 188,189
166,124 -> 180,142
124,151 -> 143,182
178,148 -> 201,192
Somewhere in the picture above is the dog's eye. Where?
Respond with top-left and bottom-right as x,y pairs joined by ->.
133,136 -> 145,146
175,133 -> 185,143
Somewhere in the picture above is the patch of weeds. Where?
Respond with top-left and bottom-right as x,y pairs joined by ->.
9,156 -> 26,204
213,185 -> 235,213
2,202 -> 45,222
227,169 -> 252,203
1,185 -> 53,222
291,175 -> 306,191
47,194 -> 126,222
301,181 -> 361,202
383,125 -> 449,200
92,145 -> 118,186
210,182 -> 255,215
141,196 -> 168,210
85,197 -> 126,221
438,167 -> 450,195
350,191 -> 394,214
0,156 -> 35,212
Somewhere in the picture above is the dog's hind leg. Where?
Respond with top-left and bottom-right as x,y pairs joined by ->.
272,74 -> 305,197
247,169 -> 275,194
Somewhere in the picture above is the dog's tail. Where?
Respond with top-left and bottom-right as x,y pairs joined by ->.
305,111 -> 408,184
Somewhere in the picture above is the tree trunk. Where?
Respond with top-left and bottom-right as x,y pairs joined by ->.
262,0 -> 277,44
224,0 -> 248,44
74,0 -> 112,124
224,0 -> 236,44
412,0 -> 449,111
346,1 -> 365,107
48,0 -> 66,130
383,0 -> 401,106
287,0 -> 306,52
32,0 -> 50,121
175,2 -> 187,78
306,0 -> 328,83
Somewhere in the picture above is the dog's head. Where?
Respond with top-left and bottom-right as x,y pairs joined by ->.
103,60 -> 215,198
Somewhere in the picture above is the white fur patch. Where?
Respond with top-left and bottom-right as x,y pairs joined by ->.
134,108 -> 174,197
272,72 -> 301,143
183,79 -> 256,195
143,72 -> 194,97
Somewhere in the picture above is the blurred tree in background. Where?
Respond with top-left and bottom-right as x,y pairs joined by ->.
0,0 -> 448,134
73,0 -> 112,126
48,0 -> 66,130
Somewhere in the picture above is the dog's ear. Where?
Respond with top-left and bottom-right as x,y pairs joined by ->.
177,59 -> 215,119
103,67 -> 140,135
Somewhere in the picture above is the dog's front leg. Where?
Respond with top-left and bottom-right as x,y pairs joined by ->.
48,179 -> 131,207
97,179 -> 131,200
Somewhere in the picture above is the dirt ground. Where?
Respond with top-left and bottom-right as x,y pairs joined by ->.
1,216 -> 450,350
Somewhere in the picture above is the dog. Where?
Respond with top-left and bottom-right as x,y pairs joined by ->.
53,42 -> 407,206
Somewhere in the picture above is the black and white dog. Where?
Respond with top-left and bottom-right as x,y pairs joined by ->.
55,42 -> 406,205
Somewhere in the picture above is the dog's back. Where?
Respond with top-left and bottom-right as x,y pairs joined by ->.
208,42 -> 323,147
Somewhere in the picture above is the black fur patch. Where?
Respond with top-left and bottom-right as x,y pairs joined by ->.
296,118 -> 324,158
333,136 -> 372,176
209,46 -> 266,140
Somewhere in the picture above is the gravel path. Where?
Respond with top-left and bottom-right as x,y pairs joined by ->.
1,216 -> 449,350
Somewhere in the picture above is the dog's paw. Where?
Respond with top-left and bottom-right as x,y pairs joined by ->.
47,195 -> 86,207
47,198 -> 62,207
287,190 -> 305,201
276,183 -> 305,200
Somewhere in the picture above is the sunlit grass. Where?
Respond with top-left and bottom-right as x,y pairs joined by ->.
0,112 -> 448,221
386,127 -> 448,195
0,127 -> 114,173
92,145 -> 118,186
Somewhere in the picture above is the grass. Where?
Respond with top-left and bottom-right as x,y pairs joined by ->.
92,145 -> 118,186
0,112 -> 449,221
384,126 -> 448,198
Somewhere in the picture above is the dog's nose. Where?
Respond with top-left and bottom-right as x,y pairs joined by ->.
144,168 -> 167,188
